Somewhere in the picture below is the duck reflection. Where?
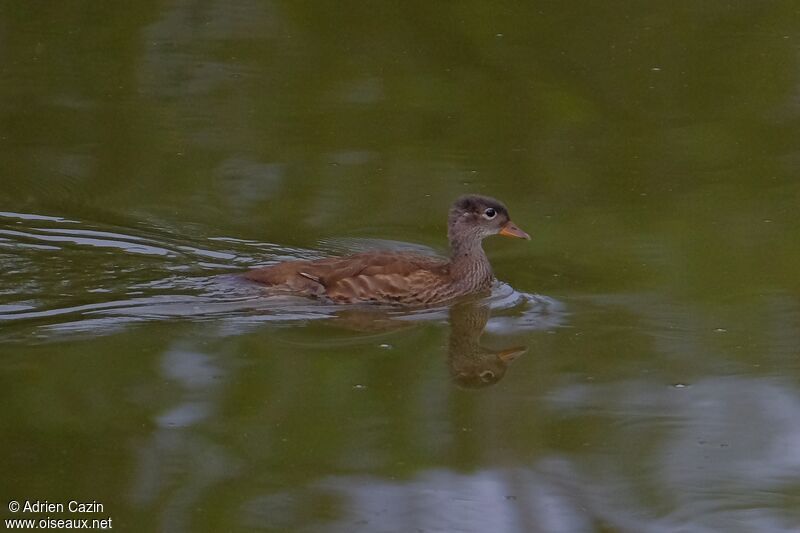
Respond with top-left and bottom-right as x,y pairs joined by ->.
447,301 -> 526,388
333,299 -> 527,388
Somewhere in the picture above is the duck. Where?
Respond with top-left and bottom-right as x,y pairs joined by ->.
243,194 -> 530,305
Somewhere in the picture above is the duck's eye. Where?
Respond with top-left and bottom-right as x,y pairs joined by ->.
483,208 -> 497,219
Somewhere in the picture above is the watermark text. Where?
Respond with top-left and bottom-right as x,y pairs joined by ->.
6,500 -> 112,529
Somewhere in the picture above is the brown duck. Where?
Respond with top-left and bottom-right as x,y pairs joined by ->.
243,195 -> 530,305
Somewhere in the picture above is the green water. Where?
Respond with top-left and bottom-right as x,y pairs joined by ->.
3,2 -> 800,532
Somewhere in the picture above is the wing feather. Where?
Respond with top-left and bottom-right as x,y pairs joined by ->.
244,251 -> 450,303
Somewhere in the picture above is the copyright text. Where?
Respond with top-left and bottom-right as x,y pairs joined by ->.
5,500 -> 112,530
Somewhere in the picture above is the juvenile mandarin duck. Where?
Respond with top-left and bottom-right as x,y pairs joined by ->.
243,195 -> 530,305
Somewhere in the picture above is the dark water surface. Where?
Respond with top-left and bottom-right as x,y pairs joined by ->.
3,2 -> 800,532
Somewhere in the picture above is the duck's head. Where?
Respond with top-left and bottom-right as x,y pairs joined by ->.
447,194 -> 530,247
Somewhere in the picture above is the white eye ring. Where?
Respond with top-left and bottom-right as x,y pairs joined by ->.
483,208 -> 497,219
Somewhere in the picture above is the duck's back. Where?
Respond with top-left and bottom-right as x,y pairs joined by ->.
243,251 -> 453,304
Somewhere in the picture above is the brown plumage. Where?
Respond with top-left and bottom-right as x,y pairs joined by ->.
243,194 -> 530,305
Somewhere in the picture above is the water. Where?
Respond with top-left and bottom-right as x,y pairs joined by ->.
3,2 -> 800,532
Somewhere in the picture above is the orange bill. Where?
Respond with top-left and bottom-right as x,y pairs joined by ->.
499,221 -> 531,240
497,345 -> 527,363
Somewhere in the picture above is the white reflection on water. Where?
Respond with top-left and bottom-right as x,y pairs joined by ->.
236,371 -> 800,533
242,469 -> 575,533
0,227 -> 178,256
130,344 -> 240,532
546,376 -> 800,532
0,211 -> 79,223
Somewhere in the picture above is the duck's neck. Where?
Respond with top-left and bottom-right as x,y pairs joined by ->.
449,238 -> 493,291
